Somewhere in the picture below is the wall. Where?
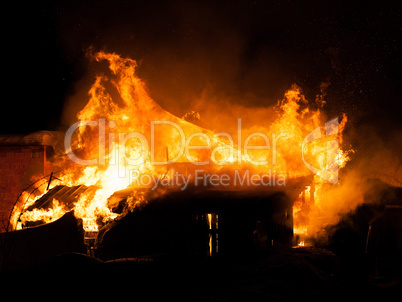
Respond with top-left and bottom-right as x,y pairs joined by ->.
0,145 -> 53,231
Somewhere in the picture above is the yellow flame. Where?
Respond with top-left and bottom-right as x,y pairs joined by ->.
19,199 -> 66,226
12,51 -> 351,234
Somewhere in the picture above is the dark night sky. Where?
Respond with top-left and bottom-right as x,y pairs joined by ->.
2,0 -> 401,151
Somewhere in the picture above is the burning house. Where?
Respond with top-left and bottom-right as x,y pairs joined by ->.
0,51 -> 399,300
1,52 -> 337,267
1,0 -> 400,299
2,168 -> 311,268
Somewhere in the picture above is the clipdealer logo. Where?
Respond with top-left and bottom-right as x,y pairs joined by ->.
128,168 -> 287,191
301,117 -> 340,184
64,117 -> 341,188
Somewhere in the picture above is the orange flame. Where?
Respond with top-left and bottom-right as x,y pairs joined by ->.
12,51 -> 352,234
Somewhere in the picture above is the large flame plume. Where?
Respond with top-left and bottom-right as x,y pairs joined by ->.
10,51 -> 352,237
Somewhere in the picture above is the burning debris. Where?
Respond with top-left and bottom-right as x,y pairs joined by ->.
16,185 -> 96,228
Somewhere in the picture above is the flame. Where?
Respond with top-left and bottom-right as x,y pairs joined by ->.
19,199 -> 66,226
11,51 -> 352,235
207,213 -> 212,230
292,145 -> 353,241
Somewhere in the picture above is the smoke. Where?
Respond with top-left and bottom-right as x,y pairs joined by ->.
349,124 -> 402,188
53,0 -> 401,240
304,120 -> 402,242
57,0 -> 337,126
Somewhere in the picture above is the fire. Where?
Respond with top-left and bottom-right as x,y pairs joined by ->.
10,51 -> 351,235
19,198 -> 65,226
292,148 -> 352,242
207,213 -> 213,230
